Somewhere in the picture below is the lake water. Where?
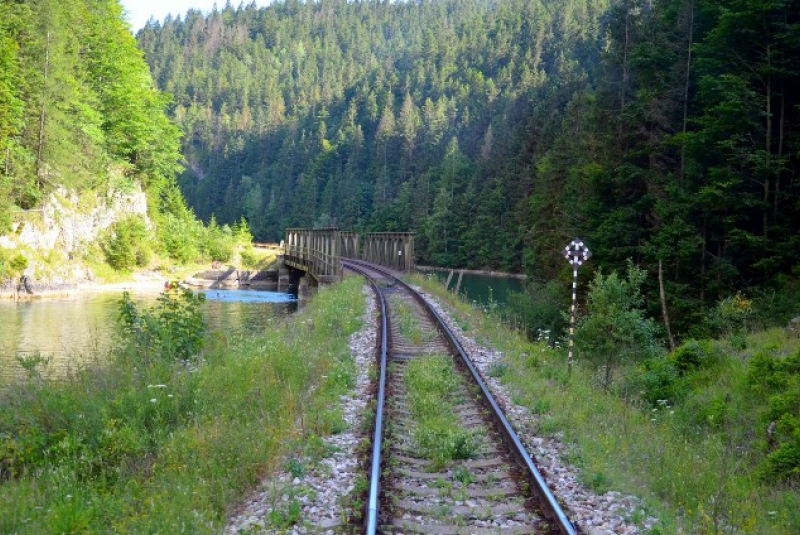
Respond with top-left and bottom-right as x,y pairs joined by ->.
424,270 -> 525,308
0,288 -> 297,383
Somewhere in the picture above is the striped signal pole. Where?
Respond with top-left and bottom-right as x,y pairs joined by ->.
564,239 -> 591,378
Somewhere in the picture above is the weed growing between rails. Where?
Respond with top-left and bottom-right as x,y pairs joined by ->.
0,277 -> 365,533
409,273 -> 800,534
405,356 -> 479,469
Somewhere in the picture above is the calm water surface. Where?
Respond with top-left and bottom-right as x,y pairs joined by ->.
425,270 -> 525,308
0,288 -> 297,382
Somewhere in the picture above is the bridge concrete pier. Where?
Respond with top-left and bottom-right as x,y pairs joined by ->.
276,255 -> 304,293
297,273 -> 318,299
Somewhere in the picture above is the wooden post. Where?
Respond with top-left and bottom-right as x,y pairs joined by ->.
454,270 -> 464,295
444,269 -> 454,290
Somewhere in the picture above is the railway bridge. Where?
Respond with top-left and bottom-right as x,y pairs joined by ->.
280,228 -> 414,291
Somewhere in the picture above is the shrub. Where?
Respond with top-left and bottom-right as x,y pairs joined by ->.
0,249 -> 28,280
202,216 -> 236,262
507,279 -> 568,342
705,293 -> 753,340
157,213 -> 201,263
748,350 -> 800,481
103,217 -> 149,270
117,282 -> 206,363
669,339 -> 722,376
575,261 -> 663,389
630,357 -> 683,407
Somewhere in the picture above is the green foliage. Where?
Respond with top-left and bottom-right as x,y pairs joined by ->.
0,248 -> 28,281
631,357 -> 683,408
629,339 -> 724,410
507,279 -> 569,342
748,349 -> 800,482
575,262 -> 663,388
406,355 -> 478,469
706,294 -> 754,339
670,339 -> 722,376
0,0 -> 183,227
117,283 -> 206,362
0,272 -> 366,533
157,213 -> 202,263
103,216 -> 149,270
202,215 -> 236,262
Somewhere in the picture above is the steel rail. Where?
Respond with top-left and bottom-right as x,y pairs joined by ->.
344,258 -> 577,535
343,262 -> 388,534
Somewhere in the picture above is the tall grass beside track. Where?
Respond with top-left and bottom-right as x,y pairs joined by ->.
410,274 -> 799,535
0,276 -> 365,533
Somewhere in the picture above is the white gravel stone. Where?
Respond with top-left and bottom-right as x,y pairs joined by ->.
226,287 -> 376,534
412,286 -> 660,534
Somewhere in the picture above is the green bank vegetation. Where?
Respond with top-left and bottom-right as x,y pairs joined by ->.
0,276 -> 365,533
411,273 -> 800,534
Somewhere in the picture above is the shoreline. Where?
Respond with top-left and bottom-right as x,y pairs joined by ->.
0,273 -> 171,301
415,265 -> 527,280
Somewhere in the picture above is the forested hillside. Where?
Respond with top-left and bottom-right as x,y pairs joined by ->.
139,0 -> 800,331
0,0 -> 185,221
0,1 -> 253,278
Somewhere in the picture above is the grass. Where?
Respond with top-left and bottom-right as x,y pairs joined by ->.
405,355 -> 478,470
409,273 -> 800,534
238,247 -> 279,270
390,295 -> 438,345
0,276 -> 366,533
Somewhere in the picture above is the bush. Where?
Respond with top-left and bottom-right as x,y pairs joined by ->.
630,357 -> 683,407
202,216 -> 236,262
103,217 -> 149,270
575,261 -> 663,389
669,339 -> 721,376
507,279 -> 568,341
117,282 -> 206,363
157,213 -> 201,263
705,293 -> 753,340
748,349 -> 800,481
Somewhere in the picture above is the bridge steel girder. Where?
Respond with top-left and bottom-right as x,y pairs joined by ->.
284,227 -> 341,284
339,231 -> 360,260
283,229 -> 414,282
362,232 -> 415,272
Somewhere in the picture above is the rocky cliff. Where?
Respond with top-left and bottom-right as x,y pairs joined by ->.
0,186 -> 149,297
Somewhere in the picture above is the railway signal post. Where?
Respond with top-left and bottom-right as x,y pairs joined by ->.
564,239 -> 591,378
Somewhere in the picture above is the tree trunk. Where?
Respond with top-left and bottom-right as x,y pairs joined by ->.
36,31 -> 51,184
619,5 -> 630,149
700,216 -> 707,307
659,260 -> 676,351
764,57 -> 771,243
775,77 -> 784,219
679,0 -> 695,182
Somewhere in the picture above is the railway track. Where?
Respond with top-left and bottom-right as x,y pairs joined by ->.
343,259 -> 577,535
